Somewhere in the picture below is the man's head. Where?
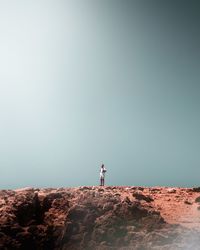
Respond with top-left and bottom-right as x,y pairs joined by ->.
101,164 -> 104,168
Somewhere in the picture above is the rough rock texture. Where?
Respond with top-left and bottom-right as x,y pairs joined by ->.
1,186 -> 200,250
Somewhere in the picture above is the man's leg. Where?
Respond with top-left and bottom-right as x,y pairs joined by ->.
100,178 -> 102,186
102,178 -> 104,186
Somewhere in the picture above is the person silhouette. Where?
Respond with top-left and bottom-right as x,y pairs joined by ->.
99,164 -> 107,186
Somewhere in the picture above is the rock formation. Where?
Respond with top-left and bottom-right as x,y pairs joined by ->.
1,186 -> 200,249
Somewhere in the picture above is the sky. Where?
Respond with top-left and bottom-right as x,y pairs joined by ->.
0,0 -> 200,189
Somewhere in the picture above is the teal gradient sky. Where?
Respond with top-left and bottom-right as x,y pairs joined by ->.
0,0 -> 200,188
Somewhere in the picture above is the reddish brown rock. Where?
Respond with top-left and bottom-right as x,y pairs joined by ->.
0,187 -> 200,249
132,192 -> 154,202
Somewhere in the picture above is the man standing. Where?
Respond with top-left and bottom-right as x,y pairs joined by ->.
100,164 -> 107,186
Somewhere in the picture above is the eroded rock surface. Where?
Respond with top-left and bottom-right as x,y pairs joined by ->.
0,186 -> 200,249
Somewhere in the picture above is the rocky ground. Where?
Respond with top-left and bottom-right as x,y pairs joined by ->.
1,186 -> 200,250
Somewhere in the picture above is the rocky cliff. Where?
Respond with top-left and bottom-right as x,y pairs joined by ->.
1,186 -> 200,250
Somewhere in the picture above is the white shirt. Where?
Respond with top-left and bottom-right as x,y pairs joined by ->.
100,167 -> 107,178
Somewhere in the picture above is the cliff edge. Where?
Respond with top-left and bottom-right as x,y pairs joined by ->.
1,186 -> 200,250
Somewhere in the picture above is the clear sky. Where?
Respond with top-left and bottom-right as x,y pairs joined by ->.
0,0 -> 200,189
